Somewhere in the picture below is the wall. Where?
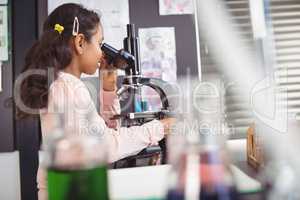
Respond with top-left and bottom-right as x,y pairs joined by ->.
129,0 -> 199,77
0,152 -> 21,200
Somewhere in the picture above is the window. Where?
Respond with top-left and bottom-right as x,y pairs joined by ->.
270,0 -> 300,118
200,0 -> 255,139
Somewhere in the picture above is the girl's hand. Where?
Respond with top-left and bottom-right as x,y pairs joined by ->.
160,117 -> 176,135
101,69 -> 117,91
100,53 -> 127,70
99,55 -> 111,69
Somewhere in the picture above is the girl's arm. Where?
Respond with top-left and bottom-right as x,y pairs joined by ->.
90,109 -> 165,163
99,70 -> 120,129
99,89 -> 120,130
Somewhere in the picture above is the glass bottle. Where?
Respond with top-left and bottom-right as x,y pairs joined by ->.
166,126 -> 239,200
198,130 -> 239,200
166,77 -> 238,199
41,114 -> 110,200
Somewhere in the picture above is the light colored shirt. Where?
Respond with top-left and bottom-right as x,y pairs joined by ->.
37,71 -> 164,200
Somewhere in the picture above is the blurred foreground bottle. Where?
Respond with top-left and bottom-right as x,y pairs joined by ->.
198,131 -> 239,200
41,115 -> 109,200
257,116 -> 300,200
166,126 -> 239,200
166,76 -> 239,199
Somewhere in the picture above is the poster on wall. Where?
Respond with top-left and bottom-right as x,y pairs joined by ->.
0,6 -> 8,61
159,0 -> 194,15
48,0 -> 130,77
138,27 -> 177,110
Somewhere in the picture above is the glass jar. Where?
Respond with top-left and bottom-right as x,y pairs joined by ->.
41,117 -> 109,200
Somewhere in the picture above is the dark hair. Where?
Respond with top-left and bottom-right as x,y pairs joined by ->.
17,3 -> 100,118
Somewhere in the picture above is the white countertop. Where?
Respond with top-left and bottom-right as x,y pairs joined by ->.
108,164 -> 261,200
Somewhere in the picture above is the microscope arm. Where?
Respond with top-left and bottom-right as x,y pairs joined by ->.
138,77 -> 170,110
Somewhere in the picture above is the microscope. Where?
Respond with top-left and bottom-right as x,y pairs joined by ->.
101,24 -> 178,164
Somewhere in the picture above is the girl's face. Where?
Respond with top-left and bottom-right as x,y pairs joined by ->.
79,25 -> 104,74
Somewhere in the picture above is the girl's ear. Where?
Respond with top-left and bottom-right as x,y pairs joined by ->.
74,33 -> 86,55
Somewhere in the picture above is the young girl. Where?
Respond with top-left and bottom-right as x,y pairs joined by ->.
17,3 -> 174,199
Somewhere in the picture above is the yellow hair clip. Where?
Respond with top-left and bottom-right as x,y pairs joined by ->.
54,24 -> 64,34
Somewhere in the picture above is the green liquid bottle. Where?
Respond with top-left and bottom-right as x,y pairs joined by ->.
42,122 -> 110,200
48,165 -> 109,200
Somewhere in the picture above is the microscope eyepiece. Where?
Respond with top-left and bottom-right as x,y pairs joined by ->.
101,43 -> 135,70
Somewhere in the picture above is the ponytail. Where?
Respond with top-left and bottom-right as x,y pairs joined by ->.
16,3 -> 100,118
